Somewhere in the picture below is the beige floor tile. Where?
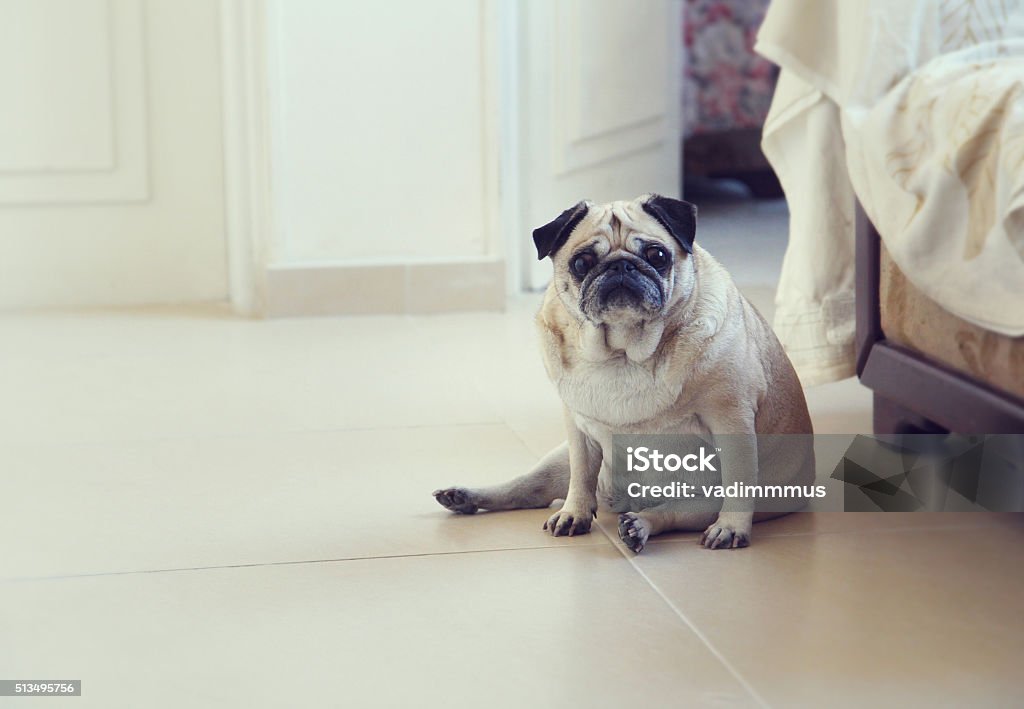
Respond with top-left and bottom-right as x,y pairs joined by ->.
406,296 -> 564,421
1,425 -> 616,579
0,546 -> 758,708
737,284 -> 777,320
0,310 -> 500,446
504,414 -> 567,459
978,511 -> 1024,532
405,296 -> 573,460
804,377 -> 874,435
624,526 -> 1024,707
749,510 -> 1017,537
597,511 -> 1010,552
701,198 -> 789,288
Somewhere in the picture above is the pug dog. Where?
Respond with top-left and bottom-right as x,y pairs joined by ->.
434,195 -> 814,551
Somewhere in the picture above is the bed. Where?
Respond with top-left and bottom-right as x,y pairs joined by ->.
857,205 -> 1024,433
754,0 -> 1024,433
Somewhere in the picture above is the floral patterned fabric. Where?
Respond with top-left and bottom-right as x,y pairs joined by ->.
683,0 -> 777,138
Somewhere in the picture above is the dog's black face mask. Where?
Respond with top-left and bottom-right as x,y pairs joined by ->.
580,255 -> 666,319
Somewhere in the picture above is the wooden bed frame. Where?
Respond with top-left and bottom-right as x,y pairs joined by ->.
855,204 -> 1024,434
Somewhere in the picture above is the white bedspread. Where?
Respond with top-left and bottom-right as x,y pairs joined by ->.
756,0 -> 1024,386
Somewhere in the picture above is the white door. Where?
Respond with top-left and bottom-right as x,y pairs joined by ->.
0,0 -> 227,309
510,0 -> 682,290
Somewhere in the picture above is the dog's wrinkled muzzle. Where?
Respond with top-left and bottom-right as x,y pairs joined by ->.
592,258 -> 663,312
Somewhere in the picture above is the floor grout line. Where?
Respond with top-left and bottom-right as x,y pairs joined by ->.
503,419 -> 553,460
1,539 -> 615,584
589,514 -> 1015,707
6,516 -> 1004,584
594,520 -> 773,708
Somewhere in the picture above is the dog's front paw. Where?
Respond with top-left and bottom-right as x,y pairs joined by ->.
543,502 -> 596,537
617,512 -> 650,553
433,487 -> 480,515
700,512 -> 752,550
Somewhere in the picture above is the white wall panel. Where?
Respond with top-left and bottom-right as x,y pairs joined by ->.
553,0 -> 673,174
0,0 -> 148,204
0,0 -> 227,308
0,0 -> 113,171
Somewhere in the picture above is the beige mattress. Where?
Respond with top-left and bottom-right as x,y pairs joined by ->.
880,245 -> 1024,400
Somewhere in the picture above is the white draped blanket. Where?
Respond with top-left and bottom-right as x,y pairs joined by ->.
756,0 -> 1024,386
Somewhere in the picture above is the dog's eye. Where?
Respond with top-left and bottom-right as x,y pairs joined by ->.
644,246 -> 670,269
571,253 -> 595,277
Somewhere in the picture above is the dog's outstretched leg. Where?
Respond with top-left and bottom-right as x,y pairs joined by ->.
433,441 -> 570,514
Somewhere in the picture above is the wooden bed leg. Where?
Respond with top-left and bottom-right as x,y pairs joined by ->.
873,393 -> 948,434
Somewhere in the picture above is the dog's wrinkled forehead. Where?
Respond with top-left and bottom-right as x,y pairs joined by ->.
565,200 -> 659,254
532,194 -> 697,261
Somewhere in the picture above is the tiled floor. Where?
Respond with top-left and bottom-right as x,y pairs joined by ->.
2,203 -> 1022,707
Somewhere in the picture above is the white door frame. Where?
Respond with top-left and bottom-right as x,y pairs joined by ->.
219,0 -> 273,316
218,0 -> 513,316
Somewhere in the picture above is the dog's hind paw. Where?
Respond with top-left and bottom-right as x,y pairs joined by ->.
432,487 -> 480,514
617,512 -> 650,553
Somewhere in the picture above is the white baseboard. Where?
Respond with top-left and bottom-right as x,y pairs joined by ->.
263,258 -> 506,317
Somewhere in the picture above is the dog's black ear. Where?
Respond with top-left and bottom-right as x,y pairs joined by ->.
642,195 -> 697,254
532,201 -> 589,260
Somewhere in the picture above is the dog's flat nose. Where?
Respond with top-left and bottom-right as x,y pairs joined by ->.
606,259 -> 636,274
